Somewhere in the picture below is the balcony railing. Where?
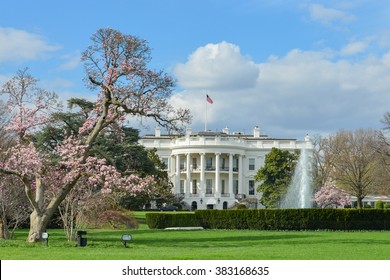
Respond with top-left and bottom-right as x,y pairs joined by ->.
179,166 -> 239,172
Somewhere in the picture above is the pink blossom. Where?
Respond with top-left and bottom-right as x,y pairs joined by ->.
315,182 -> 351,208
1,69 -> 62,140
1,142 -> 44,177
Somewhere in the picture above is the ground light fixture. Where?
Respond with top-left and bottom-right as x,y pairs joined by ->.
122,234 -> 132,247
41,232 -> 49,247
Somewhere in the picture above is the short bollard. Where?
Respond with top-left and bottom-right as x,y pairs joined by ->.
77,230 -> 87,247
41,232 -> 49,247
122,234 -> 132,247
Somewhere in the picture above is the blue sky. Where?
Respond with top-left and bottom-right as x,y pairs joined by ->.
1,0 -> 390,139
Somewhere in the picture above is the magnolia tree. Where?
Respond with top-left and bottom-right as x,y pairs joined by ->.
0,124 -> 31,239
0,175 -> 30,239
0,28 -> 191,242
314,182 -> 351,208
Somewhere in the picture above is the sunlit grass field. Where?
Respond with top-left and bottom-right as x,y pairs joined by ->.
1,212 -> 389,260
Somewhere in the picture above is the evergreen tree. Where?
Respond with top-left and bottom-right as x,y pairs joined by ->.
255,148 -> 298,208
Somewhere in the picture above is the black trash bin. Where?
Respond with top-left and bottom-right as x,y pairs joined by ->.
77,230 -> 87,247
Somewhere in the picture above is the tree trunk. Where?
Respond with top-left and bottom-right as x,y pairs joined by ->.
27,210 -> 50,242
356,196 -> 363,208
0,221 -> 4,239
0,215 -> 8,239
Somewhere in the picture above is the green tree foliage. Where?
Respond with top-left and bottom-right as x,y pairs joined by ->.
93,126 -> 155,176
34,98 -> 173,210
34,98 -> 155,175
254,148 -> 298,208
147,148 -> 174,204
117,149 -> 174,210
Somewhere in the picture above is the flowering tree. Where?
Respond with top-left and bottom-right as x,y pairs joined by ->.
314,182 -> 351,208
324,129 -> 381,208
0,28 -> 191,242
0,175 -> 31,239
0,120 -> 31,239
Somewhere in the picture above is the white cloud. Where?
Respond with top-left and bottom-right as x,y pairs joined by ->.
57,51 -> 81,71
171,42 -> 390,139
309,3 -> 355,26
0,27 -> 60,62
174,41 -> 259,90
340,39 -> 371,56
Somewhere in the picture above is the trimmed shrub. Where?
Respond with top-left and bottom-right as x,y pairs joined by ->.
146,213 -> 200,229
375,200 -> 384,209
236,204 -> 247,210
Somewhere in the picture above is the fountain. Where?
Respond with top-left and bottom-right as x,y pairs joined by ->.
281,147 -> 313,208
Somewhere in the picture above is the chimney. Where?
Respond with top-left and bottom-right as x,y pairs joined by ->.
253,126 -> 260,138
186,128 -> 192,137
155,126 -> 161,137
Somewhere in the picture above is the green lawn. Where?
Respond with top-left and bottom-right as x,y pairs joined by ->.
1,212 -> 390,260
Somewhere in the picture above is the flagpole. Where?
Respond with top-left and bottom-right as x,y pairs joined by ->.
205,92 -> 213,131
205,92 -> 208,131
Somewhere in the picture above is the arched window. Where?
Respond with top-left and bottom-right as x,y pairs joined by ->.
191,201 -> 197,211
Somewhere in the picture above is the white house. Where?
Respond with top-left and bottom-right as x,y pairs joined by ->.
138,126 -> 313,210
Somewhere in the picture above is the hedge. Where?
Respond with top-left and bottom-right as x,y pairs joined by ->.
146,209 -> 390,230
145,213 -> 200,229
195,209 -> 390,230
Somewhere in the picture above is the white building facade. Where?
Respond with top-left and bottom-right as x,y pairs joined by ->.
139,126 -> 313,210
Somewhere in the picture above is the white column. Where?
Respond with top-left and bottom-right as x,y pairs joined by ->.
186,153 -> 191,197
200,153 -> 205,196
215,152 -> 220,196
229,153 -> 234,197
169,155 -> 174,176
175,154 -> 180,193
238,154 -> 243,195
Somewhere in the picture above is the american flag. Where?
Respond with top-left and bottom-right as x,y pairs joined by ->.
206,94 -> 213,104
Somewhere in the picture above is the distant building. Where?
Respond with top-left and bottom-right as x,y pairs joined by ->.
350,195 -> 390,208
139,126 -> 313,210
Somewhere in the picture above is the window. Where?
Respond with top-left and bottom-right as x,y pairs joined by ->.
161,157 -> 169,170
180,158 -> 184,170
221,180 -> 225,194
233,180 -> 239,195
233,157 -> 238,171
192,179 -> 197,194
206,157 -> 213,170
206,179 -> 213,194
249,180 -> 255,195
249,158 -> 255,171
192,157 -> 197,170
180,180 -> 184,194
221,158 -> 226,170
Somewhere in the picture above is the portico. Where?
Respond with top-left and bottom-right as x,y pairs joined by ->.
172,152 -> 244,207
